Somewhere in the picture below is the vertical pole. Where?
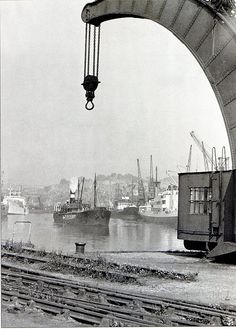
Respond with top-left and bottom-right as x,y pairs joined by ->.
131,176 -> 134,204
94,173 -> 97,209
77,179 -> 80,202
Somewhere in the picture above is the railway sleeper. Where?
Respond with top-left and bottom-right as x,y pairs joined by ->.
2,283 -> 227,327
2,250 -> 197,281
2,266 -> 236,321
2,290 -> 164,327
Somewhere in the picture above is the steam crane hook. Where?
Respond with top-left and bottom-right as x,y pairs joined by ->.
82,23 -> 101,110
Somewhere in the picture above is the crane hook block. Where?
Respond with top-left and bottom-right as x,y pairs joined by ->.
82,75 -> 100,110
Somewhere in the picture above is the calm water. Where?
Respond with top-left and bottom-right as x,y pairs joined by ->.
2,214 -> 185,253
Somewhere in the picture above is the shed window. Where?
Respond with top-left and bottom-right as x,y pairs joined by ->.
189,187 -> 211,215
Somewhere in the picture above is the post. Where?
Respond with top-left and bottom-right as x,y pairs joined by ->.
75,242 -> 86,254
94,173 -> 97,208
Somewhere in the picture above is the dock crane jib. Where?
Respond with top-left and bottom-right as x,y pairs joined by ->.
137,159 -> 145,206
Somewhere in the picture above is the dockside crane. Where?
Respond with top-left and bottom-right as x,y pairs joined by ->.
79,177 -> 85,205
166,170 -> 178,186
190,131 -> 218,171
148,155 -> 155,200
137,159 -> 145,206
186,145 -> 192,172
154,166 -> 161,197
218,146 -> 230,170
128,177 -> 136,204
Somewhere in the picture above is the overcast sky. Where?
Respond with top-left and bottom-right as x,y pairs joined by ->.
1,0 -> 231,186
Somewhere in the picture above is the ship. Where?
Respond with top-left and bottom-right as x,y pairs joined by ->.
139,185 -> 178,221
53,175 -> 111,226
2,187 -> 29,215
110,180 -> 140,220
111,197 -> 140,220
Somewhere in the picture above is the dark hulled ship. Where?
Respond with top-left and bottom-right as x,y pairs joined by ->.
111,181 -> 140,220
53,175 -> 110,226
111,201 -> 140,220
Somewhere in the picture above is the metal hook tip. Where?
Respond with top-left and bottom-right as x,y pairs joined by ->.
85,101 -> 94,111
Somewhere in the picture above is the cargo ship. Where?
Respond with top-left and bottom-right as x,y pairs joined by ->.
111,198 -> 140,220
2,188 -> 29,215
53,175 -> 111,226
111,180 -> 140,220
139,185 -> 178,221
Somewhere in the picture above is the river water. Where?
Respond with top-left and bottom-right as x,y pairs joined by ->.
2,214 -> 185,253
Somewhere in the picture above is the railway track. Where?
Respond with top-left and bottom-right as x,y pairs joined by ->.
2,263 -> 236,327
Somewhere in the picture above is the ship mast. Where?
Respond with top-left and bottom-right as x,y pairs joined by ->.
93,173 -> 97,208
79,177 -> 85,208
148,155 -> 155,200
137,159 -> 145,206
131,176 -> 134,204
77,179 -> 80,202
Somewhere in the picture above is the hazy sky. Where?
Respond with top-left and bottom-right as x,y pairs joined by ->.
1,0 -> 231,186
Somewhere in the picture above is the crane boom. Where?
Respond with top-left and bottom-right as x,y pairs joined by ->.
186,145 -> 192,172
202,142 -> 209,171
190,131 -> 217,171
79,177 -> 85,203
166,170 -> 178,186
148,155 -> 155,200
137,159 -> 145,206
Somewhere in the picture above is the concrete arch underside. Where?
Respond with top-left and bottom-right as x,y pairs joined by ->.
82,0 -> 236,168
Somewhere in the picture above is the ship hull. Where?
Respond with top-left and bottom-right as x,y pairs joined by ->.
7,200 -> 29,215
139,211 -> 177,222
53,208 -> 111,226
111,206 -> 140,220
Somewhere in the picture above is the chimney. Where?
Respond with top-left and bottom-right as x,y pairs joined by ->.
70,190 -> 76,203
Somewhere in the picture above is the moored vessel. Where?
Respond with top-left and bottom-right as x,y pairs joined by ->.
53,175 -> 111,226
111,179 -> 140,220
139,185 -> 178,221
111,198 -> 140,220
2,188 -> 29,215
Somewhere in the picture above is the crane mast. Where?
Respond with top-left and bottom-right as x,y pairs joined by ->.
218,146 -> 229,170
166,170 -> 178,186
190,131 -> 217,171
154,166 -> 161,197
202,142 -> 210,171
186,145 -> 192,172
137,159 -> 145,206
148,155 -> 155,200
93,173 -> 97,209
79,177 -> 85,205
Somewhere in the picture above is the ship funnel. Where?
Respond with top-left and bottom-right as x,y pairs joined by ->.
69,177 -> 78,203
70,190 -> 76,203
70,177 -> 78,193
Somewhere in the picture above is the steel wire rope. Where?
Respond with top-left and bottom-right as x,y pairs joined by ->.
96,25 -> 101,78
93,25 -> 96,75
87,23 -> 91,75
84,23 -> 88,78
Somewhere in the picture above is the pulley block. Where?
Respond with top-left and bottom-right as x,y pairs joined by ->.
82,23 -> 101,111
82,75 -> 100,110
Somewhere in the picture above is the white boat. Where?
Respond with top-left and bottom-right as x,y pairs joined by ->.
3,188 -> 29,215
139,185 -> 178,220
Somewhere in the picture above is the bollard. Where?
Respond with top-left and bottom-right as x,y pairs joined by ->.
75,242 -> 86,254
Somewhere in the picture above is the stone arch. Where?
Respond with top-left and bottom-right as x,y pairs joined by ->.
82,0 -> 236,168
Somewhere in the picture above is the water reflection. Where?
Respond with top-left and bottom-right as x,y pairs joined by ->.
53,223 -> 110,236
1,214 -> 184,253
